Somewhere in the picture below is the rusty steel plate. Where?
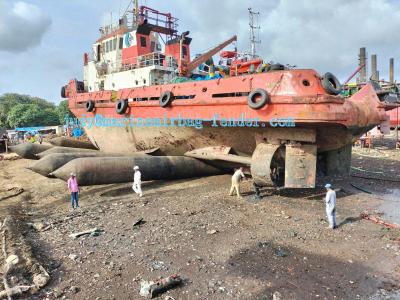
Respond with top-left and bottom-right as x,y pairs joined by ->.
284,144 -> 317,188
251,143 -> 281,186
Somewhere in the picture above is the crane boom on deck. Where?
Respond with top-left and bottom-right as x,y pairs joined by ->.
179,35 -> 237,77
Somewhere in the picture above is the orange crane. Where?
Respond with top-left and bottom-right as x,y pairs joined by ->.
178,35 -> 237,77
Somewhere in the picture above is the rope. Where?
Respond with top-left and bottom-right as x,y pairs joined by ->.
350,166 -> 383,174
350,183 -> 372,194
351,174 -> 400,183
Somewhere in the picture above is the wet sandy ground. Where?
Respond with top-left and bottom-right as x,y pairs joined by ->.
0,139 -> 400,300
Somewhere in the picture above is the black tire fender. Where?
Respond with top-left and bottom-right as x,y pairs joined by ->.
248,89 -> 269,110
116,99 -> 128,114
85,100 -> 95,112
159,91 -> 174,108
321,72 -> 342,95
61,86 -> 66,98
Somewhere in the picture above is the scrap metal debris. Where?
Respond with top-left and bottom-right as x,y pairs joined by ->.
139,280 -> 155,297
69,228 -> 102,239
361,212 -> 400,229
275,247 -> 288,258
0,218 -> 50,299
149,275 -> 182,298
206,229 -> 218,235
132,217 -> 145,229
139,275 -> 183,298
27,222 -> 51,232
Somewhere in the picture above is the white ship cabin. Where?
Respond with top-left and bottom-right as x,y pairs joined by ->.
83,7 -> 192,92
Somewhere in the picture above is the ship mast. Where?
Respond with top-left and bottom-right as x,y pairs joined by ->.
134,0 -> 139,26
120,0 -> 140,28
248,8 -> 261,58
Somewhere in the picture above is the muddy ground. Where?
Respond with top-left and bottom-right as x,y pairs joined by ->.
0,135 -> 400,300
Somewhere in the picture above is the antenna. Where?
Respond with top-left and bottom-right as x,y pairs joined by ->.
248,8 -> 261,58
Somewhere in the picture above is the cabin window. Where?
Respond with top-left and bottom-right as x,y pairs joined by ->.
140,36 -> 147,47
182,46 -> 187,57
156,43 -> 162,51
119,37 -> 123,49
113,38 -> 117,51
106,41 -> 109,52
150,41 -> 155,52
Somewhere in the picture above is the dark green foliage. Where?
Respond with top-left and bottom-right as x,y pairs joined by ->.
0,93 -> 71,128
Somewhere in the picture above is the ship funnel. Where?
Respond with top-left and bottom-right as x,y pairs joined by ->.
357,47 -> 367,83
371,54 -> 378,81
390,58 -> 394,83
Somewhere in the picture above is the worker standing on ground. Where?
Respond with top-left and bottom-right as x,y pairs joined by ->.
67,173 -> 79,209
132,166 -> 143,197
229,167 -> 245,198
37,134 -> 43,144
325,183 -> 337,229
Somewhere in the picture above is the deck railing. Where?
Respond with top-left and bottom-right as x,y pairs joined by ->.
93,52 -> 178,75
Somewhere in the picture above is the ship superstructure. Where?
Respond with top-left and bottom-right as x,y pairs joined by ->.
83,2 -> 190,92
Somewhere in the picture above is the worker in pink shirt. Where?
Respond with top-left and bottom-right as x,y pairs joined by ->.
67,173 -> 79,209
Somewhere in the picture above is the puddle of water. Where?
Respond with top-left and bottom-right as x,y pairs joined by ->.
380,189 -> 400,225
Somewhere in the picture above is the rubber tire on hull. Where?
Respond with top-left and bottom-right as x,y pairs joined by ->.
322,72 -> 342,95
266,63 -> 285,72
159,91 -> 174,107
116,100 -> 128,114
248,89 -> 269,110
85,100 -> 95,112
61,86 -> 66,98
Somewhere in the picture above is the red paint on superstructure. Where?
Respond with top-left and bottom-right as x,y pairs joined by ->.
165,42 -> 190,64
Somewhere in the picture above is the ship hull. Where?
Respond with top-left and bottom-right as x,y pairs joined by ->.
66,71 -> 390,155
81,120 -> 363,155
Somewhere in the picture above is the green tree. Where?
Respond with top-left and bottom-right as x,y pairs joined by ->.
0,93 -> 63,128
57,100 -> 73,125
7,104 -> 59,128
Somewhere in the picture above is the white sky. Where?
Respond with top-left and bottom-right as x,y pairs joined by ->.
1,0 -> 400,103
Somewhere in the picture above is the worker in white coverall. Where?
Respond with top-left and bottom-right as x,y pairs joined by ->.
132,166 -> 143,197
229,167 -> 245,198
325,183 -> 337,229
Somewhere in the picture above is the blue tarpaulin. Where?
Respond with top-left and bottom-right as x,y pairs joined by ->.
15,127 -> 46,134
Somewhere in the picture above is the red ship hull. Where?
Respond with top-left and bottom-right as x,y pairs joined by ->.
66,69 -> 389,154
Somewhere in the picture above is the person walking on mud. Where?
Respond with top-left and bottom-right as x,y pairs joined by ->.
325,183 -> 337,229
132,166 -> 143,197
37,134 -> 43,144
67,173 -> 79,209
229,167 -> 245,198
